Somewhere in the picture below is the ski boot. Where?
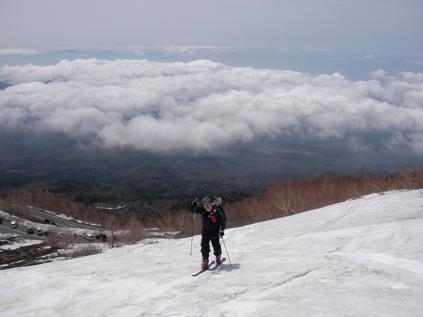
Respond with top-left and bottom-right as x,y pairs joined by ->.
215,255 -> 222,266
201,259 -> 209,270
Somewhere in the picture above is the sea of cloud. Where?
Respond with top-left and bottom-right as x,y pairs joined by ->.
0,59 -> 422,153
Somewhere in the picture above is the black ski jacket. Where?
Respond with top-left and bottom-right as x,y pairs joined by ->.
190,204 -> 227,231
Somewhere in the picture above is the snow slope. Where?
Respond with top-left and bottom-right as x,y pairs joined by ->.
1,190 -> 423,317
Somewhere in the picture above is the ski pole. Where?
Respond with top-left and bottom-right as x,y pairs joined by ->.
189,213 -> 195,256
221,236 -> 232,265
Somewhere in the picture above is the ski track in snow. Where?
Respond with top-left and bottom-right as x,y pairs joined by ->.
1,190 -> 423,316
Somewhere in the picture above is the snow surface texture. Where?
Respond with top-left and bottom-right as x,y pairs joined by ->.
1,190 -> 423,317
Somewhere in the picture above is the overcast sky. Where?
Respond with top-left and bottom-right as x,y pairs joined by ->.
1,0 -> 422,54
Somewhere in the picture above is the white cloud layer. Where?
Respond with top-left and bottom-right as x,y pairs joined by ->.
97,45 -> 235,56
0,48 -> 40,56
0,59 -> 423,153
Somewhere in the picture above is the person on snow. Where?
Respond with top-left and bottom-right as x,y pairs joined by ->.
190,196 -> 227,270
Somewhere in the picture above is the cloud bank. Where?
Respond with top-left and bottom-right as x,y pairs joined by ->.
0,48 -> 40,56
98,45 -> 235,56
0,59 -> 422,153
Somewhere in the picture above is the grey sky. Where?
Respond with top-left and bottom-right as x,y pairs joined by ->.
1,0 -> 422,54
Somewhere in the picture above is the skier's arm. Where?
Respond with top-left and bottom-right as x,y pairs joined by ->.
190,199 -> 203,214
218,207 -> 227,230
219,209 -> 226,237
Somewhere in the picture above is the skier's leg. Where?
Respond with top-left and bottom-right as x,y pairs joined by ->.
211,230 -> 222,257
200,230 -> 211,261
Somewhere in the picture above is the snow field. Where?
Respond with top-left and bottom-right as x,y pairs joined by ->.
0,190 -> 422,316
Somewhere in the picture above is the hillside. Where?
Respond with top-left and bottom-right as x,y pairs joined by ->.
1,190 -> 423,316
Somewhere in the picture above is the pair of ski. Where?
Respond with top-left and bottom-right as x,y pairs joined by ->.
192,258 -> 226,277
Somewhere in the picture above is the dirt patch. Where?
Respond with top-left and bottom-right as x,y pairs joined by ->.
0,242 -> 58,269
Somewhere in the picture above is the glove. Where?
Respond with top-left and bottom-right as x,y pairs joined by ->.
191,198 -> 198,207
220,230 -> 225,237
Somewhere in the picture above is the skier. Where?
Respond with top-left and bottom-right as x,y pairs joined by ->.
190,196 -> 227,270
